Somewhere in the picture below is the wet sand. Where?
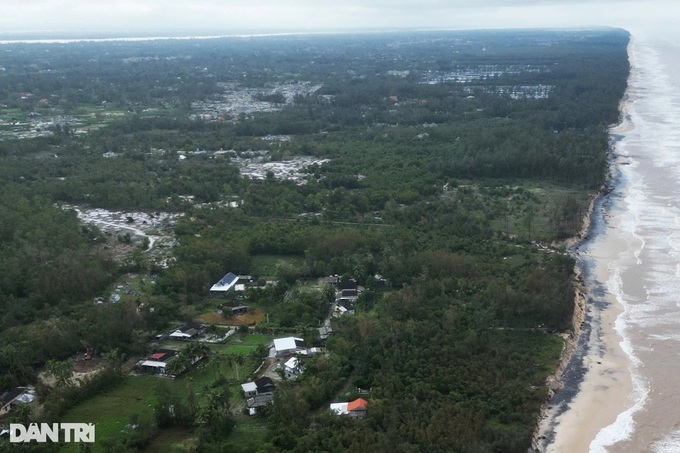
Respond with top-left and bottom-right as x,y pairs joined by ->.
545,204 -> 635,452
535,42 -> 639,450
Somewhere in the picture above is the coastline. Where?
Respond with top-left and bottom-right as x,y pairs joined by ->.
531,177 -> 607,451
532,36 -> 637,452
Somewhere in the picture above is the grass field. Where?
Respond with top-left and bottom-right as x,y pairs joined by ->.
143,427 -> 195,453
60,376 -> 160,453
251,254 -> 305,276
223,415 -> 269,451
59,332 -> 276,451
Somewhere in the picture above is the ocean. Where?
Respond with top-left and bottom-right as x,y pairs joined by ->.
539,29 -> 680,452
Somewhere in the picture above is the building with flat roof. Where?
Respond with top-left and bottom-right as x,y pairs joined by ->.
273,337 -> 306,357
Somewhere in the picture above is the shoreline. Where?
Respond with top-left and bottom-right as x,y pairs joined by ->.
532,35 -> 636,451
531,178 -> 606,451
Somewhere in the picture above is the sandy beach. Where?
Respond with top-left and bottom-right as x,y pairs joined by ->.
543,202 -> 635,452
535,39 -> 639,451
537,29 -> 680,450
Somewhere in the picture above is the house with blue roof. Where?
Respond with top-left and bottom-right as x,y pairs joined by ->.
210,272 -> 239,294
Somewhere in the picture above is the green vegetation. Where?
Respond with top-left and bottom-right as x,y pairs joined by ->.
60,376 -> 159,453
0,28 -> 629,452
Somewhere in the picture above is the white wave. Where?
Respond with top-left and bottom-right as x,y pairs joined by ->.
587,267 -> 649,451
589,374 -> 648,452
652,429 -> 680,453
607,268 -> 644,369
646,333 -> 680,342
620,177 -> 646,265
588,33 -> 680,450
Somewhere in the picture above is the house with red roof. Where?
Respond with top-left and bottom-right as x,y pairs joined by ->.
139,349 -> 178,375
330,397 -> 367,418
347,398 -> 368,418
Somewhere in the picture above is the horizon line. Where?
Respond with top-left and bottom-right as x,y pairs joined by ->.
0,25 -> 624,45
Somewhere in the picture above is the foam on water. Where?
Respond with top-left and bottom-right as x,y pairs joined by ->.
588,267 -> 648,450
652,430 -> 680,453
588,31 -> 680,449
619,175 -> 646,265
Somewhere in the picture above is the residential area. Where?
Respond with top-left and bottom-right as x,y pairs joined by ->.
0,267 -> 378,447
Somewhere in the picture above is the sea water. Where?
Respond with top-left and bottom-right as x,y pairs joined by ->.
598,31 -> 680,452
550,30 -> 680,452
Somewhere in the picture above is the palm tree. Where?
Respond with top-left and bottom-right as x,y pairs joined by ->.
102,348 -> 125,373
207,351 -> 224,380
233,354 -> 245,381
9,403 -> 32,425
45,359 -> 74,388
224,354 -> 244,380
224,354 -> 234,379
197,385 -> 233,439
165,355 -> 189,376
183,343 -> 210,366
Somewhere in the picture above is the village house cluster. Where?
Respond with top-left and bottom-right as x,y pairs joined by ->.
0,263 -> 378,429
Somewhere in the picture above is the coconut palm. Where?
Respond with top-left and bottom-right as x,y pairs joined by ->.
45,359 -> 74,388
207,350 -> 225,380
224,353 -> 245,380
232,354 -> 246,380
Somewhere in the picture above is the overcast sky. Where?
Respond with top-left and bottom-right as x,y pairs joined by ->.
0,0 -> 676,38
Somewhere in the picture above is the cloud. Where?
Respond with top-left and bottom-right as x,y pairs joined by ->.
0,0 -> 675,35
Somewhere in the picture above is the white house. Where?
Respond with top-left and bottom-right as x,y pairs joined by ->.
330,402 -> 348,415
330,398 -> 368,418
169,323 -> 202,340
284,357 -> 301,378
240,381 -> 258,397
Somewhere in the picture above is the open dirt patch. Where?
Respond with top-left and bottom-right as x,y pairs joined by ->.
197,308 -> 266,326
38,355 -> 106,388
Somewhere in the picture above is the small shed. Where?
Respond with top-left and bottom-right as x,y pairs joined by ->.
231,305 -> 249,315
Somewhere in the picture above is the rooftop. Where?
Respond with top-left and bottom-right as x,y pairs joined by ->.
210,272 -> 239,292
348,398 -> 368,411
273,337 -> 305,352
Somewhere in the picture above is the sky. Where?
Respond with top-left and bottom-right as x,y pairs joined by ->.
0,0 -> 677,38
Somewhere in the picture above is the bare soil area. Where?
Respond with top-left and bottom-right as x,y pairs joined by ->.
197,308 -> 266,326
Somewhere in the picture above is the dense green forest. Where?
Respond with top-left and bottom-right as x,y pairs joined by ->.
0,28 -> 629,452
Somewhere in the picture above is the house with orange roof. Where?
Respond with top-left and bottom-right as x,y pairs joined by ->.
347,398 -> 368,418
330,397 -> 367,418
